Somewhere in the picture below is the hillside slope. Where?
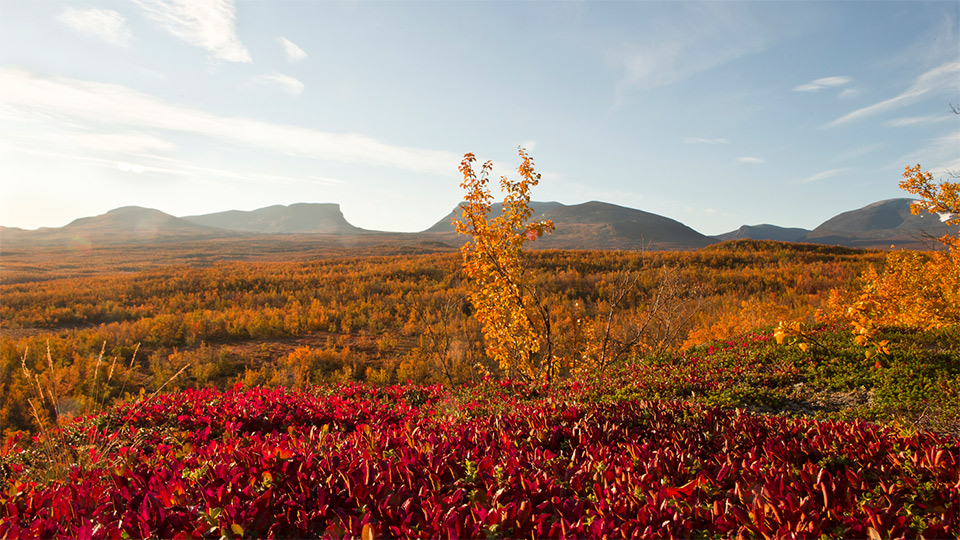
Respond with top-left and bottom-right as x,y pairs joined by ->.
803,198 -> 954,249
1,206 -> 233,247
183,203 -> 364,234
715,224 -> 810,243
425,200 -> 716,250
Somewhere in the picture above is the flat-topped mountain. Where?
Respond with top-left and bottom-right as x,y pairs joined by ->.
802,198 -> 955,249
426,200 -> 716,250
183,203 -> 363,234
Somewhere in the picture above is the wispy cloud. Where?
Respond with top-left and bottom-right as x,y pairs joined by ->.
793,76 -> 852,92
519,140 -> 537,151
56,131 -> 177,153
832,143 -> 883,163
884,115 -> 956,127
737,156 -> 764,164
606,4 -> 765,108
0,142 -> 345,188
278,37 -> 307,63
2,102 -> 177,154
131,0 -> 251,63
117,161 -> 146,174
246,73 -> 305,97
826,61 -> 960,128
839,88 -> 860,99
894,131 -> 960,178
0,69 -> 458,175
58,7 -> 132,46
684,137 -> 730,144
800,168 -> 850,183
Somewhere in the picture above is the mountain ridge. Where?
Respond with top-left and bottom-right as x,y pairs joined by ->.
183,203 -> 364,235
425,200 -> 715,250
714,224 -> 810,243
3,198 -> 955,252
2,206 -> 235,246
800,198 -> 954,249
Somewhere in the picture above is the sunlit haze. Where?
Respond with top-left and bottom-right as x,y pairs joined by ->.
1,1 -> 958,235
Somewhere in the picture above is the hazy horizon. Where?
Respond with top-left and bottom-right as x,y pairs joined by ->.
1,1 -> 958,235
0,196 -> 929,237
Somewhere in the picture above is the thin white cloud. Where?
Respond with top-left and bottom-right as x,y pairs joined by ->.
884,16 -> 960,74
117,162 -> 146,174
832,143 -> 883,163
246,73 -> 305,97
278,37 -> 307,63
1,103 -> 177,153
800,168 -> 850,183
737,156 -> 764,164
58,7 -> 132,46
58,132 -> 177,153
0,69 -> 458,175
894,131 -> 960,178
884,115 -> 956,127
606,4 -> 766,107
0,143 -> 175,177
302,175 -> 344,187
520,140 -> 537,151
684,137 -> 730,144
793,76 -> 852,92
1,141 -> 345,188
131,0 -> 251,63
839,88 -> 860,99
827,62 -> 960,128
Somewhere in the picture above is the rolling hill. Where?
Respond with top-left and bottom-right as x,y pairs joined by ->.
1,206 -> 233,247
802,198 -> 955,249
425,201 -> 716,250
715,224 -> 810,243
424,202 -> 565,233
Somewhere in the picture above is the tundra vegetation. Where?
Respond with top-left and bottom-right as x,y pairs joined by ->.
0,153 -> 957,538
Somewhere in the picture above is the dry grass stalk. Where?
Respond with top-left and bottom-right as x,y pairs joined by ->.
14,341 -> 187,484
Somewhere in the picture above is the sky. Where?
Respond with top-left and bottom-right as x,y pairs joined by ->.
1,1 -> 958,235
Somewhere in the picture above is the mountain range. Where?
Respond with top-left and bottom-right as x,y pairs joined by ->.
1,198 -> 954,252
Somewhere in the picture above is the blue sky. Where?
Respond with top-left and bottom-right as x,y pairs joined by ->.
1,1 -> 957,235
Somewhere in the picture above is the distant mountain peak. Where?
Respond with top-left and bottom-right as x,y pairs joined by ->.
182,203 -> 364,234
66,206 -> 194,231
3,206 -> 229,247
424,200 -> 715,250
803,198 -> 954,249
424,201 -> 564,233
715,224 -> 810,243
5,197 -> 955,252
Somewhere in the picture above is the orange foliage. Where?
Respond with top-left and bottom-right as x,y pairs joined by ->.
899,164 -> 959,250
455,148 -> 556,381
1,242 -> 883,436
815,165 -> 960,358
